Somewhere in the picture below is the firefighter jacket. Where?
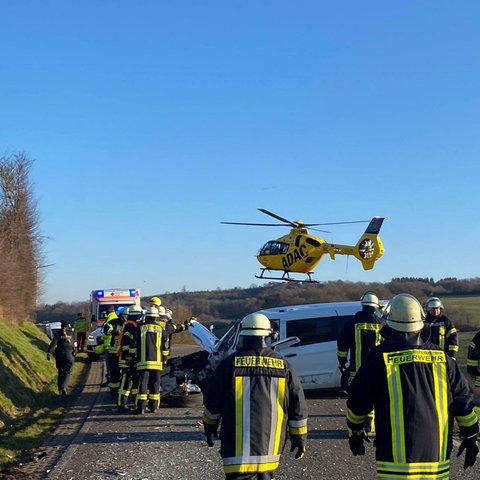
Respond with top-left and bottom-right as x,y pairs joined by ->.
103,316 -> 125,354
101,313 -> 117,351
424,312 -> 459,359
467,330 -> 480,387
203,346 -> 308,476
135,318 -> 167,371
347,326 -> 479,479
162,320 -> 189,356
337,307 -> 382,375
117,319 -> 140,369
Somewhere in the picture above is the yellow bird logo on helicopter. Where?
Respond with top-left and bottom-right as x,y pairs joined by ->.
222,208 -> 385,282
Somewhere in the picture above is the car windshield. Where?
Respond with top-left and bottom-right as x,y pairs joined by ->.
214,318 -> 242,353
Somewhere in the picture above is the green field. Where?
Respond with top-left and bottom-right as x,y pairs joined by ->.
442,295 -> 480,330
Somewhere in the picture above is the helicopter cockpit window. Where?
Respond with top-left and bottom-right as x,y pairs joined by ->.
258,241 -> 289,256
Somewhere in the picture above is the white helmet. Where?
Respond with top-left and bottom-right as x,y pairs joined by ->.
384,294 -> 425,332
426,297 -> 444,310
361,291 -> 379,307
166,309 -> 173,320
157,306 -> 167,317
145,306 -> 159,318
239,313 -> 272,337
127,305 -> 143,317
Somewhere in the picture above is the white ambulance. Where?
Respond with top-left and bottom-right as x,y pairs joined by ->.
90,288 -> 141,325
87,288 -> 141,361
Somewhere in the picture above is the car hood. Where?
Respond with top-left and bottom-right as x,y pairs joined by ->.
188,320 -> 218,353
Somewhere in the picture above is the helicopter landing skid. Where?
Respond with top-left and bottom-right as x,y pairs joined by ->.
255,269 -> 319,283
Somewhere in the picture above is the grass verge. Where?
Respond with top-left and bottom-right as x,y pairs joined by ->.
0,321 -> 89,473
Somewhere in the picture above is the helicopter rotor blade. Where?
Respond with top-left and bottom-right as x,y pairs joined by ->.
309,220 -> 371,226
259,209 -> 370,227
258,208 -> 296,227
221,222 -> 291,227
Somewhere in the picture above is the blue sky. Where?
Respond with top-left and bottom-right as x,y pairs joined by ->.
2,1 -> 479,304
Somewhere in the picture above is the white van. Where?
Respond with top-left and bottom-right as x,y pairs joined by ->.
188,300 -> 367,392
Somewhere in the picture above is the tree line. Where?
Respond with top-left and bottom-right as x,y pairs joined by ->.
36,277 -> 480,329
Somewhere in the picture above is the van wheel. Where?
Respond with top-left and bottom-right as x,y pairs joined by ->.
165,391 -> 203,408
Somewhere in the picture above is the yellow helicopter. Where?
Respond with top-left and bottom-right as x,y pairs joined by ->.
222,208 -> 385,282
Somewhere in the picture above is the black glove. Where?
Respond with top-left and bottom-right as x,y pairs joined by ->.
290,444 -> 306,460
338,363 -> 347,373
289,435 -> 306,459
204,422 -> 218,447
348,430 -> 370,456
457,435 -> 479,470
183,316 -> 196,329
46,353 -> 51,361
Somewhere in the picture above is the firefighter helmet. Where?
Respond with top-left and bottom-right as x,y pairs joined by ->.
157,306 -> 167,317
149,296 -> 162,306
166,308 -> 173,320
127,305 -> 143,317
384,294 -> 425,332
145,306 -> 159,317
239,313 -> 272,337
426,296 -> 444,311
360,291 -> 379,307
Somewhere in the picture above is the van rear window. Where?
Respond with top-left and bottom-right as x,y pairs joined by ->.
286,315 -> 355,346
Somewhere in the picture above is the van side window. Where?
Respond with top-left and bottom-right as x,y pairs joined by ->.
286,316 -> 338,346
285,315 -> 356,346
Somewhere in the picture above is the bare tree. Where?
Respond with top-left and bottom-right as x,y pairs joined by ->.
0,153 -> 44,324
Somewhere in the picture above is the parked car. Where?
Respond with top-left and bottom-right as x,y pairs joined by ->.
86,325 -> 105,362
167,300 -> 383,393
45,321 -> 63,340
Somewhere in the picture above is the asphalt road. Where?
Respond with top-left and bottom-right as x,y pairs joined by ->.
11,346 -> 480,480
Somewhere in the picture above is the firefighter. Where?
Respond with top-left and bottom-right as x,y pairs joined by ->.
159,307 -> 194,363
467,330 -> 480,389
117,305 -> 143,413
337,291 -> 383,384
103,308 -> 127,398
134,306 -> 167,414
47,320 -> 76,395
424,296 -> 459,359
149,296 -> 162,308
346,293 -> 479,477
203,313 -> 308,480
73,312 -> 88,352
